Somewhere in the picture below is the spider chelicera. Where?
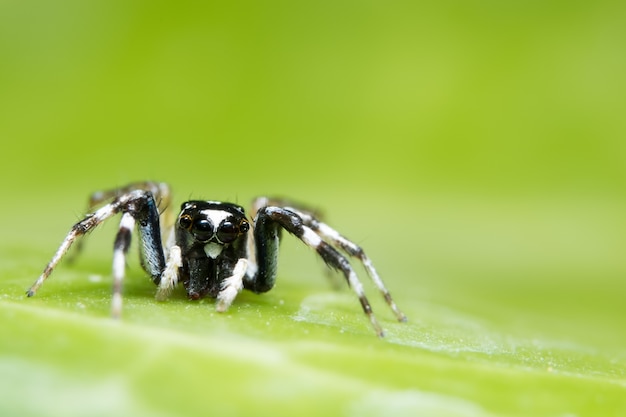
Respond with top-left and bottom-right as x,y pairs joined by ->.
27,181 -> 406,336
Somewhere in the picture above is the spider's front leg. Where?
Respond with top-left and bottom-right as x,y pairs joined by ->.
27,189 -> 168,318
70,181 -> 173,262
246,204 -> 403,337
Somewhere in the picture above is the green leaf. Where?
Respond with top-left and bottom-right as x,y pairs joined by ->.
2,194 -> 625,417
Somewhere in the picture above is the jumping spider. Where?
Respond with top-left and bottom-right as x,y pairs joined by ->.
27,182 -> 406,336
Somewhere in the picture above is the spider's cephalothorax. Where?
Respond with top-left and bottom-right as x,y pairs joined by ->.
27,182 -> 406,337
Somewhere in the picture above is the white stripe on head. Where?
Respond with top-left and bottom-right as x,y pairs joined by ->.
200,209 -> 232,226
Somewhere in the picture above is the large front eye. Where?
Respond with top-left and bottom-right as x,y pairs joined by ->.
217,221 -> 239,243
192,218 -> 214,241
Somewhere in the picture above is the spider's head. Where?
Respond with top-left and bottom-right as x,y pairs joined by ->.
176,201 -> 250,256
176,201 -> 250,299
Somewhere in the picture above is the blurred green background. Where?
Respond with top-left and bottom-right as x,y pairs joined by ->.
1,1 -> 625,416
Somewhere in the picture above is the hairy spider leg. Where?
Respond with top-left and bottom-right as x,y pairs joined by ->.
71,181 -> 173,262
27,190 -> 168,318
283,207 -> 407,323
247,206 -> 385,337
249,197 -> 336,284
27,199 -> 124,297
112,212 -> 135,317
111,191 -> 169,317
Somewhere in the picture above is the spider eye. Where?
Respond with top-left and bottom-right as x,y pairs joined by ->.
192,218 -> 214,241
217,221 -> 239,243
179,215 -> 193,230
240,221 -> 250,233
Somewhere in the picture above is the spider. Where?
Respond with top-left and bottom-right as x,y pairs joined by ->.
27,181 -> 406,337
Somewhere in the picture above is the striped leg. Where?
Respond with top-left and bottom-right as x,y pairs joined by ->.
111,213 -> 135,318
71,181 -> 173,262
288,209 -> 406,323
27,200 -> 124,297
247,206 -> 386,337
27,190 -> 167,319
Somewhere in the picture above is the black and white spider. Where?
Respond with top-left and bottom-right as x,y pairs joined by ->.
27,182 -> 406,336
